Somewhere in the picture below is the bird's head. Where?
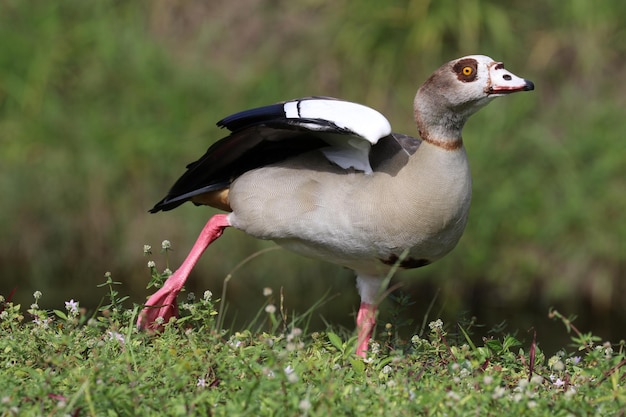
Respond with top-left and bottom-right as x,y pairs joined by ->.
414,55 -> 534,142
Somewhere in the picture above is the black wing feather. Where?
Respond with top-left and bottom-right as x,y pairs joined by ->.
151,120 -> 339,212
217,103 -> 286,132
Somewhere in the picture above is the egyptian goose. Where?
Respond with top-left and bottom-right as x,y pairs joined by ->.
137,55 -> 534,356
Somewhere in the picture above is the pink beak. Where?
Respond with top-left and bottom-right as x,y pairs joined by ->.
487,62 -> 534,95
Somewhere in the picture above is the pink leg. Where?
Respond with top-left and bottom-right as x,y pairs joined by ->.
137,214 -> 231,330
356,302 -> 377,357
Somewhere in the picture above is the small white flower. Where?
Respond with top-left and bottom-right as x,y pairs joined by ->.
143,245 -> 152,255
530,374 -> 543,385
382,365 -> 392,374
187,292 -> 195,301
203,290 -> 212,301
483,375 -> 493,385
163,268 -> 172,276
265,304 -> 276,314
263,287 -> 273,297
228,338 -> 242,348
447,391 -> 460,401
147,260 -> 156,268
564,387 -> 576,399
411,335 -> 421,345
107,331 -> 125,345
428,319 -> 443,331
155,317 -> 165,325
370,341 -> 380,355
30,303 -> 39,310
528,400 -> 537,409
569,356 -> 582,365
33,291 -> 42,300
33,317 -> 50,329
284,365 -> 298,383
492,386 -> 506,399
299,399 -> 311,411
197,378 -> 207,387
0,311 -> 8,320
161,240 -> 171,250
262,367 -> 275,379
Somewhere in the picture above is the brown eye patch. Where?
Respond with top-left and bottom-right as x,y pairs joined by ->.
453,58 -> 478,82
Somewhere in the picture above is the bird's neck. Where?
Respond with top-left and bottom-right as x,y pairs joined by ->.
413,97 -> 465,150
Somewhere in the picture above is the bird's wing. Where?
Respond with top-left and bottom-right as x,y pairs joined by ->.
151,97 -> 397,212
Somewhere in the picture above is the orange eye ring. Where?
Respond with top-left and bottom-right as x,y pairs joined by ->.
462,66 -> 473,76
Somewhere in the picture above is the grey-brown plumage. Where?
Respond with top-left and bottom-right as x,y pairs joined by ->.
139,55 -> 534,356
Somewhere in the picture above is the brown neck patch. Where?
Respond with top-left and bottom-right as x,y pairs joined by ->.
415,110 -> 464,151
420,136 -> 464,150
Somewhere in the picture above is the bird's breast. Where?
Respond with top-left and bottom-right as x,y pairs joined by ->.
228,145 -> 472,274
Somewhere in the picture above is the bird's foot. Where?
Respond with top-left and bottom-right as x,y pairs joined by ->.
136,272 -> 184,331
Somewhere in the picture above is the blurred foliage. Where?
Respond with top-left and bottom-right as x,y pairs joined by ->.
1,0 -> 625,345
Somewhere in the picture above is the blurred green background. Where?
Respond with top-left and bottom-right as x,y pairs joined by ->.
1,0 -> 625,351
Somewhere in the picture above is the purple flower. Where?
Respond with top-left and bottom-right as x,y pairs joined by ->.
65,299 -> 79,316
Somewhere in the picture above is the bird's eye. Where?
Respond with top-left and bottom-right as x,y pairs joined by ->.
462,66 -> 473,76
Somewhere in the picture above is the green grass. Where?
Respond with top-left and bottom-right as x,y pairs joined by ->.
1,276 -> 625,416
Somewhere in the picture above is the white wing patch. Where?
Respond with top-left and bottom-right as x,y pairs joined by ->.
284,99 -> 391,142
283,99 -> 392,174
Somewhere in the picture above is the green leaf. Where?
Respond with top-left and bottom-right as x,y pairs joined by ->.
485,339 -> 503,353
53,310 -> 68,320
349,358 -> 365,374
327,332 -> 344,351
502,335 -> 522,352
458,324 -> 477,351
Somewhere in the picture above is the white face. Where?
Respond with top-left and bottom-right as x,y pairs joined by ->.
429,55 -> 533,118
453,55 -> 533,99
